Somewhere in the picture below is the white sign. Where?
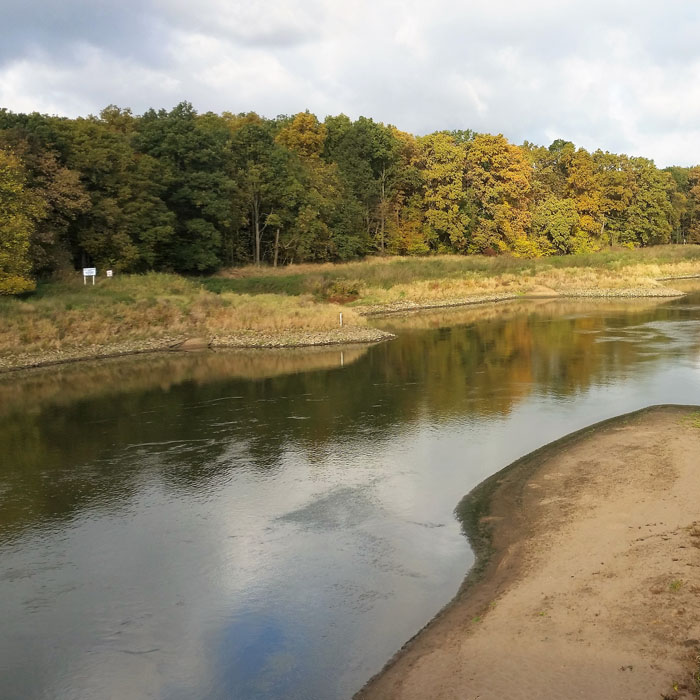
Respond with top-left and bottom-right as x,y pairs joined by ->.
83,267 -> 97,286
106,270 -> 113,278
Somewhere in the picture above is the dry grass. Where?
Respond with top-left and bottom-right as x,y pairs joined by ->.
0,273 -> 364,360
219,245 -> 700,283
212,246 -> 700,304
350,265 -> 680,307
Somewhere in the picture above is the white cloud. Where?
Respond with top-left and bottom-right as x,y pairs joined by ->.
2,0 -> 700,165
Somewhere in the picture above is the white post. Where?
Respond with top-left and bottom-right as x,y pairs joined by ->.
82,267 -> 96,286
340,351 -> 344,367
339,312 -> 343,327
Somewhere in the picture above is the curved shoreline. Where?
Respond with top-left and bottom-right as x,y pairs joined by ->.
0,326 -> 394,374
357,405 -> 700,699
0,285 -> 685,373
358,284 -> 684,316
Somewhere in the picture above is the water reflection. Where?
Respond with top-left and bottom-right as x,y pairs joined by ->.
2,295 -> 700,699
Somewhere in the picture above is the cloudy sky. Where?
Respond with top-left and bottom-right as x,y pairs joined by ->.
2,0 -> 700,166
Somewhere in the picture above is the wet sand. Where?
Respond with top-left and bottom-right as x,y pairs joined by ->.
358,406 -> 700,700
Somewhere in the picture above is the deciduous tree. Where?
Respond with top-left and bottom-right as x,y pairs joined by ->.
0,149 -> 43,293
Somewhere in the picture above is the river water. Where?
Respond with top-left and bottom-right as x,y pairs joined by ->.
2,293 -> 700,700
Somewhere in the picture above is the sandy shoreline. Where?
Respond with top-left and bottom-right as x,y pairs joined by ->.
358,406 -> 700,700
0,285 -> 685,373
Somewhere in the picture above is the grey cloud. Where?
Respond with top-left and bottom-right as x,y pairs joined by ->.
153,0 -> 327,48
0,0 -> 166,64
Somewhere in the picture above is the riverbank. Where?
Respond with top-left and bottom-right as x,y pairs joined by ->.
0,285 -> 685,372
357,406 -> 700,700
0,273 -> 393,372
357,284 -> 683,316
2,246 -> 700,371
0,327 -> 392,372
0,284 -> 684,372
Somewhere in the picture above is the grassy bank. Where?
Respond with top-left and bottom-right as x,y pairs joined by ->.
0,274 -> 384,370
210,245 -> 700,306
2,246 -> 700,370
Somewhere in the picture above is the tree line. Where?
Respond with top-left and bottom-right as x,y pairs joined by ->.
2,101 -> 700,293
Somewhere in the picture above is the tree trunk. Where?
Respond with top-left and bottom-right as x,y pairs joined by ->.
379,167 -> 387,253
273,228 -> 280,267
253,196 -> 261,265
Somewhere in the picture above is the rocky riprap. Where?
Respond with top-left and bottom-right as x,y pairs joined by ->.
0,327 -> 394,372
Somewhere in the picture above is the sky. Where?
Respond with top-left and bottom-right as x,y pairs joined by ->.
2,0 -> 700,166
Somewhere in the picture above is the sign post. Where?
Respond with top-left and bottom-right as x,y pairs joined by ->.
83,267 -> 96,285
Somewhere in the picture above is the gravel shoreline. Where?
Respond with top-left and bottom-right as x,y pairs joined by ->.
0,326 -> 394,373
356,285 -> 683,316
0,285 -> 685,373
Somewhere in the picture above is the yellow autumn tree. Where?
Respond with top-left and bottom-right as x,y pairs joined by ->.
565,148 -> 603,250
465,134 -> 536,256
0,148 -> 43,294
414,132 -> 470,252
685,166 -> 700,243
385,128 -> 428,254
276,112 -> 326,159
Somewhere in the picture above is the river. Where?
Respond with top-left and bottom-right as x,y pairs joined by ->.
2,292 -> 700,699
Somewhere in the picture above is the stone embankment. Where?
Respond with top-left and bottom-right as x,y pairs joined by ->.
0,327 -> 393,373
358,285 -> 683,316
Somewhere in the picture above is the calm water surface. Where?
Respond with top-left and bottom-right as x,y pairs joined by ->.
3,294 -> 700,699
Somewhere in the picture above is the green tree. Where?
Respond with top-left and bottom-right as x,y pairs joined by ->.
385,128 -> 427,255
227,114 -> 297,265
527,139 -> 575,203
64,107 -> 175,271
563,148 -> 603,247
619,158 -> 675,247
593,150 -> 633,246
135,103 -> 233,272
0,149 -> 43,293
0,111 -> 91,275
683,166 -> 700,243
414,132 -> 470,252
532,197 -> 587,254
324,115 -> 400,252
276,112 -> 366,262
0,131 -> 89,276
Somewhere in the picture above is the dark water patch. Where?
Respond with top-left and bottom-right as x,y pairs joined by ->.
279,486 -> 382,532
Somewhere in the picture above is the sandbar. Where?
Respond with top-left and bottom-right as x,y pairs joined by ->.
358,406 -> 700,700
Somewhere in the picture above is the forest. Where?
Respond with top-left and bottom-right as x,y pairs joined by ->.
1,101 -> 699,294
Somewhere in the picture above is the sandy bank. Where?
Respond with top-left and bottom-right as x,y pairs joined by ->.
358,406 -> 700,700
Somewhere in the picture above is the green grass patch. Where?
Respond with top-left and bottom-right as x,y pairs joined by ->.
682,412 -> 700,429
200,275 -> 306,296
217,245 -> 700,295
